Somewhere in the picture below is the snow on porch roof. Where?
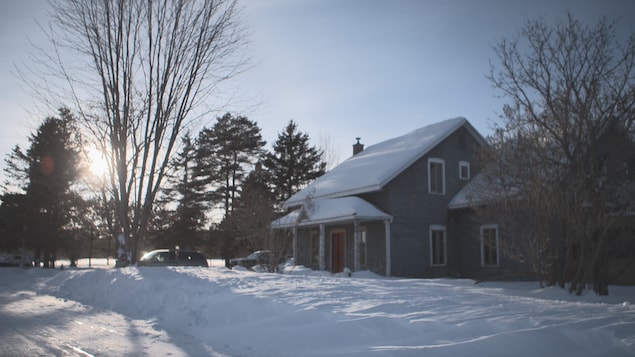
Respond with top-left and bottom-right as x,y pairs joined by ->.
284,117 -> 486,208
448,172 -> 520,209
271,196 -> 392,229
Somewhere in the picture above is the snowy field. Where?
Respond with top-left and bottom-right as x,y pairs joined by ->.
1,259 -> 635,356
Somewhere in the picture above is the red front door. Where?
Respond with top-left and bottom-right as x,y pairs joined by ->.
331,231 -> 346,273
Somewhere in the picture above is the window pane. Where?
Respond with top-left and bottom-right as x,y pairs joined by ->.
429,161 -> 444,194
460,162 -> 470,180
482,228 -> 498,266
431,229 -> 445,265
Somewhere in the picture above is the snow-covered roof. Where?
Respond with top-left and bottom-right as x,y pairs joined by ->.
448,173 -> 488,209
271,196 -> 392,229
285,117 -> 486,208
448,173 -> 519,209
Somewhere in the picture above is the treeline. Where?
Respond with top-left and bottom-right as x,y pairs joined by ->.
0,111 -> 326,266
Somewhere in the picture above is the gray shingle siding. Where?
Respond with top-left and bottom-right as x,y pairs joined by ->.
284,122 -> 510,279
450,208 -> 534,280
380,127 -> 482,277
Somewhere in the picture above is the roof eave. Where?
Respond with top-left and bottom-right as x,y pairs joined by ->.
283,185 -> 383,209
273,213 -> 393,229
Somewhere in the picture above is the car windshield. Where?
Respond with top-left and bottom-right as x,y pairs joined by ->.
246,251 -> 270,260
141,251 -> 168,261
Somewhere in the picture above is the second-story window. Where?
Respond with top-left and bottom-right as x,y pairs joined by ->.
459,161 -> 470,180
428,158 -> 445,194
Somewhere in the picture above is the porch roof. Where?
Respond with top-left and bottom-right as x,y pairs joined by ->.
448,172 -> 519,209
271,196 -> 392,229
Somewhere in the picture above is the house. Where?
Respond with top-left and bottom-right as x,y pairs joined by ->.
271,117 -> 534,279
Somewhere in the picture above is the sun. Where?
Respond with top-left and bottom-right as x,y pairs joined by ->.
87,148 -> 110,178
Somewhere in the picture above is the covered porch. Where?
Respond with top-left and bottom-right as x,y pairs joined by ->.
271,197 -> 393,275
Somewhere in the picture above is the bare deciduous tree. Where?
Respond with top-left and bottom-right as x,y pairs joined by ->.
483,13 -> 635,295
29,0 -> 247,262
317,134 -> 340,171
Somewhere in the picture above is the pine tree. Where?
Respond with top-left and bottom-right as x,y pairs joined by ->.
195,113 -> 266,216
156,134 -> 207,249
0,193 -> 27,252
231,164 -> 275,255
264,120 -> 326,207
2,108 -> 83,265
1,147 -> 30,253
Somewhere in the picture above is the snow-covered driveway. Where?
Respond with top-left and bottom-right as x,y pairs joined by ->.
1,264 -> 634,356
0,268 -> 182,356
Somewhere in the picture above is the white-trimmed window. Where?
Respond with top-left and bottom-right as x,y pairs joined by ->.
459,161 -> 470,180
428,158 -> 445,194
481,224 -> 499,267
430,225 -> 447,266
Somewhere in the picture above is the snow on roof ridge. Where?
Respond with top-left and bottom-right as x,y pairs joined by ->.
284,117 -> 475,208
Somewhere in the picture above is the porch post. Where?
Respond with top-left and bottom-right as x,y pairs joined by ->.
319,224 -> 325,271
384,219 -> 391,277
354,220 -> 360,272
292,227 -> 298,264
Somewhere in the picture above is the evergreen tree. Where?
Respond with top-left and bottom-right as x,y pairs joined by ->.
1,147 -> 30,253
3,145 -> 30,193
264,120 -> 326,207
231,164 -> 275,254
0,193 -> 27,252
156,134 -> 207,249
2,108 -> 83,265
195,113 -> 266,216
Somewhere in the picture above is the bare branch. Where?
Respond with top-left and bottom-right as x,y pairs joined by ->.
26,0 -> 248,262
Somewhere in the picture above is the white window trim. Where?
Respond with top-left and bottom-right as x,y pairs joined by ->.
480,224 -> 500,267
428,158 -> 446,195
459,161 -> 470,180
429,225 -> 447,267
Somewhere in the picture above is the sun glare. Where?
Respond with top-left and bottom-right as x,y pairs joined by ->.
87,148 -> 110,178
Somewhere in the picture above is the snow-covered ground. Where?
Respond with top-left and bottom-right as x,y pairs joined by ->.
1,259 -> 634,356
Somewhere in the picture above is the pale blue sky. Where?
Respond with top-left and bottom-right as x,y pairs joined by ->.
0,0 -> 634,171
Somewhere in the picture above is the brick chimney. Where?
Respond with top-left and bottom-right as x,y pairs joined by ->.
353,137 -> 364,155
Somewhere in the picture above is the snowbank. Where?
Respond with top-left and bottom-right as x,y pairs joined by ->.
1,261 -> 634,356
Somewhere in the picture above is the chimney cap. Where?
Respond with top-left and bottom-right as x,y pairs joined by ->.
353,137 -> 364,155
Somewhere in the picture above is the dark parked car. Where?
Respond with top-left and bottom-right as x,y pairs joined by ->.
229,250 -> 276,269
138,249 -> 208,267
0,254 -> 32,267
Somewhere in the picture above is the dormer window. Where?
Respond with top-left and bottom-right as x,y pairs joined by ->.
459,161 -> 470,180
428,158 -> 445,194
